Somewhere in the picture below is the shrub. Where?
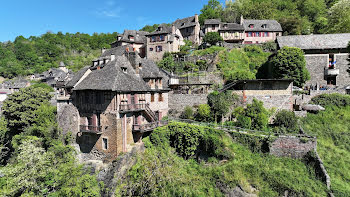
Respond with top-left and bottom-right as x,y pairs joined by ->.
195,104 -> 211,122
311,93 -> 350,107
236,115 -> 252,129
235,99 -> 269,130
274,110 -> 298,133
203,32 -> 223,46
180,106 -> 194,120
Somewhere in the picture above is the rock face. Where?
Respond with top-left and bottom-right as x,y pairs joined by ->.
97,143 -> 145,197
217,182 -> 257,197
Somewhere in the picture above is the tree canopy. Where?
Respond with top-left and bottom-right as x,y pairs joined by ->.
270,46 -> 310,87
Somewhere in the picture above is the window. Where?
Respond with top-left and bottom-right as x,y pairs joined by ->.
151,36 -> 156,42
160,35 -> 165,41
264,32 -> 269,37
149,48 -> 153,51
151,93 -> 155,102
158,93 -> 163,102
256,32 -> 260,37
261,24 -> 267,28
121,67 -> 127,73
327,76 -> 336,85
102,138 -> 108,150
156,46 -> 162,52
129,35 -> 134,41
212,25 -> 216,30
247,32 -> 252,37
223,24 -> 228,29
249,24 -> 254,28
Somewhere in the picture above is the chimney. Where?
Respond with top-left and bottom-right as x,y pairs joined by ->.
195,14 -> 199,23
111,53 -> 115,61
240,15 -> 244,25
93,61 -> 98,67
101,48 -> 106,54
172,24 -> 176,34
99,59 -> 103,65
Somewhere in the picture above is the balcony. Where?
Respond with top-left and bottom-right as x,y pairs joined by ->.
79,125 -> 103,134
133,120 -> 168,133
325,68 -> 339,76
119,103 -> 147,112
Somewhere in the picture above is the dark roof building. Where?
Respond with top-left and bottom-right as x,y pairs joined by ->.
277,33 -> 350,51
243,19 -> 282,32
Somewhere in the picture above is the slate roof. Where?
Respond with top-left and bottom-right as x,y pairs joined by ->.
173,16 -> 197,29
219,23 -> 245,31
112,30 -> 149,45
277,33 -> 350,50
204,19 -> 221,25
66,66 -> 90,88
74,56 -> 150,92
2,79 -> 29,89
147,24 -> 172,36
243,19 -> 282,32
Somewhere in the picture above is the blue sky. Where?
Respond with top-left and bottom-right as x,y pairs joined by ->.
0,0 -> 225,42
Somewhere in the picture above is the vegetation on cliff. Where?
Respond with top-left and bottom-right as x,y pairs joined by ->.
115,122 -> 328,196
303,94 -> 350,196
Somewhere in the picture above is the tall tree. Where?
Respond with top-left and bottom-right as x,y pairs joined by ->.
199,0 -> 223,25
270,47 -> 310,87
327,0 -> 350,33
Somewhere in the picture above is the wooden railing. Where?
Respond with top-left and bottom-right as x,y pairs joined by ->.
119,103 -> 146,112
79,125 -> 103,134
133,120 -> 168,133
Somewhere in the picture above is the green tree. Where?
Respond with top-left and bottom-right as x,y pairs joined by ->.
2,87 -> 52,134
199,0 -> 223,25
274,110 -> 298,133
157,52 -> 176,72
270,46 -> 310,87
236,99 -> 269,130
195,104 -> 211,121
327,0 -> 350,33
202,32 -> 223,46
140,24 -> 160,33
208,91 -> 238,122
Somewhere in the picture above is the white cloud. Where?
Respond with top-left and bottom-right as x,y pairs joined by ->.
95,0 -> 122,18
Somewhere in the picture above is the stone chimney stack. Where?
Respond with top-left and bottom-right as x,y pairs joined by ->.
172,24 -> 176,34
195,14 -> 199,23
111,53 -> 115,61
240,15 -> 244,25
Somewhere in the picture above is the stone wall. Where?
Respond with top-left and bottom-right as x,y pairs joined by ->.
270,136 -> 317,158
305,53 -> 350,87
168,92 -> 208,115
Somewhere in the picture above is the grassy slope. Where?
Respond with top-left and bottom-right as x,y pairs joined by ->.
116,123 -> 327,196
303,106 -> 350,196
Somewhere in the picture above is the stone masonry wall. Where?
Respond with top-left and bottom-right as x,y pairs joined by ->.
305,54 -> 328,87
270,136 -> 316,158
168,92 -> 208,115
335,54 -> 350,87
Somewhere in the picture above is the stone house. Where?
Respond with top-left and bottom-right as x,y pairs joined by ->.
277,33 -> 350,88
204,17 -> 282,44
204,19 -> 245,43
172,14 -> 202,45
221,79 -> 294,111
60,45 -> 170,161
110,30 -> 149,58
242,18 -> 282,44
146,24 -> 185,61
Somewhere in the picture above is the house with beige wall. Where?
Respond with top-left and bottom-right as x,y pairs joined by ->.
110,30 -> 148,58
146,24 -> 184,61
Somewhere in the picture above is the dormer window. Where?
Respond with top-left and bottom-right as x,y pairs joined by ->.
249,24 -> 254,28
121,67 -> 127,73
129,35 -> 134,41
181,23 -> 185,26
223,24 -> 228,28
117,36 -> 121,41
139,63 -> 142,70
157,27 -> 163,31
261,24 -> 267,28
